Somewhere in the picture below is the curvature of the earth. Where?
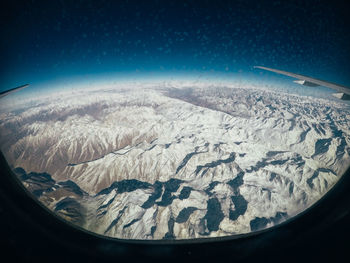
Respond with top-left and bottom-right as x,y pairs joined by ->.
0,82 -> 349,240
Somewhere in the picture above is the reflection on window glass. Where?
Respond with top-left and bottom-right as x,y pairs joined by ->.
0,0 -> 349,240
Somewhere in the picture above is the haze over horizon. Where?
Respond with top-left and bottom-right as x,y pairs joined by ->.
1,0 -> 350,92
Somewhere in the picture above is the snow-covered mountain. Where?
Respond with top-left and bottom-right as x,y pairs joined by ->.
1,82 -> 350,239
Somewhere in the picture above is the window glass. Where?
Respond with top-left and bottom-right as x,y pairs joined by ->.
0,0 -> 349,240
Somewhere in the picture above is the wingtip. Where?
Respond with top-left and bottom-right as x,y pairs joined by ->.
0,83 -> 30,99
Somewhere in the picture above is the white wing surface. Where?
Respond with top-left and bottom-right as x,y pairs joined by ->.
254,66 -> 350,100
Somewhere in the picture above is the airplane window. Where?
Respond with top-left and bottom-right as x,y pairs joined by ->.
0,0 -> 349,243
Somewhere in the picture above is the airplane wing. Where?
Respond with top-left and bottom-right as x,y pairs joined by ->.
0,84 -> 29,99
254,66 -> 350,100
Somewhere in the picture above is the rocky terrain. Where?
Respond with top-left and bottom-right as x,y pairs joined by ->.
1,82 -> 350,239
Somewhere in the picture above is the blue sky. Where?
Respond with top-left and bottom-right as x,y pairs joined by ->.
1,0 -> 349,93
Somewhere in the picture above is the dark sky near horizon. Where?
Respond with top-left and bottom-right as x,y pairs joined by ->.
0,0 -> 349,91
